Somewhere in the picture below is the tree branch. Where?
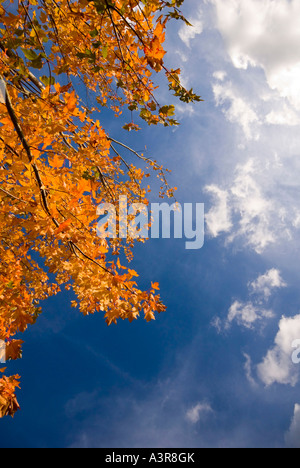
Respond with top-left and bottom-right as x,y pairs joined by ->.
2,75 -> 58,226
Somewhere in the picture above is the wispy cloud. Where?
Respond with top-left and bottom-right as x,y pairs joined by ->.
66,348 -> 216,448
249,269 -> 287,300
226,301 -> 274,330
212,77 -> 260,140
179,9 -> 203,48
243,353 -> 257,387
185,402 -> 214,424
215,269 -> 286,330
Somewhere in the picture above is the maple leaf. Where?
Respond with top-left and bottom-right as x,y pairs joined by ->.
6,340 -> 24,361
0,375 -> 20,418
55,219 -> 72,235
65,91 -> 77,113
128,269 -> 139,278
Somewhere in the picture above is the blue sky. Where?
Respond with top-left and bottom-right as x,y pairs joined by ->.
2,0 -> 300,448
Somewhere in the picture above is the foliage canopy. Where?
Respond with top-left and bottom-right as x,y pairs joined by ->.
0,0 -> 201,417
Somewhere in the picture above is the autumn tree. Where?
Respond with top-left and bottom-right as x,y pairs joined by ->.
0,0 -> 201,417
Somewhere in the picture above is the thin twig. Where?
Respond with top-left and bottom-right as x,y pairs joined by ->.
0,187 -> 27,204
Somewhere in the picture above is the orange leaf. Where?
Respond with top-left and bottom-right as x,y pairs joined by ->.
6,340 -> 24,361
66,91 -> 77,113
128,269 -> 139,278
55,219 -> 72,235
51,154 -> 64,169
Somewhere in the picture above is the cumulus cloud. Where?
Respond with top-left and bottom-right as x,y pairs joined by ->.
185,402 -> 214,424
228,160 -> 279,253
285,404 -> 300,448
211,0 -> 300,109
257,314 -> 300,386
202,1 -> 300,255
204,151 -> 300,254
199,0 -> 300,258
205,158 -> 289,253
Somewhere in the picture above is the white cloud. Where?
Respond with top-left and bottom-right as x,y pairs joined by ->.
249,269 -> 287,299
257,314 -> 300,386
228,159 -> 278,253
205,185 -> 232,238
243,353 -> 257,387
225,269 -> 286,330
185,402 -> 213,424
175,103 -> 195,118
211,0 -> 300,110
202,2 -> 300,255
226,300 -> 274,329
179,12 -> 203,48
193,0 -> 300,259
205,158 -> 287,253
212,70 -> 227,82
265,104 -> 300,127
213,79 -> 260,140
211,316 -> 222,334
285,404 -> 300,448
